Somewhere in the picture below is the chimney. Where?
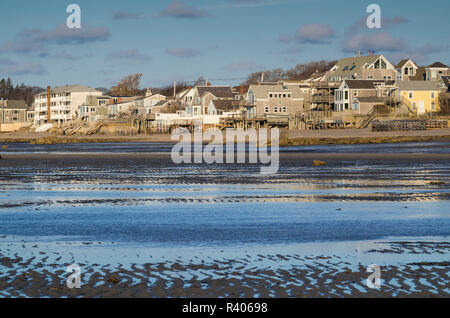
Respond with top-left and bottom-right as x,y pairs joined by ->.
173,81 -> 176,98
261,72 -> 264,84
145,88 -> 152,97
47,86 -> 51,123
356,50 -> 362,57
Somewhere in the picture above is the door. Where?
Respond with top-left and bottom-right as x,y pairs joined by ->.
418,101 -> 425,114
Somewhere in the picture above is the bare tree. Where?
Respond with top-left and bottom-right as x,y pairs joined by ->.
110,73 -> 143,96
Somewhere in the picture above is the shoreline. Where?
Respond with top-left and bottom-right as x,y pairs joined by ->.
1,129 -> 450,146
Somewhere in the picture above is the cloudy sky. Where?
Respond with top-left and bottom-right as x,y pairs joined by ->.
0,0 -> 448,88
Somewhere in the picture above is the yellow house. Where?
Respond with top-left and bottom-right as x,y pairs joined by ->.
396,81 -> 440,114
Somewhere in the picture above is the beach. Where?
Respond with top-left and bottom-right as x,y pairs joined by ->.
0,142 -> 449,297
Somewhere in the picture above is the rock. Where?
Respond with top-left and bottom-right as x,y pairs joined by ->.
313,160 -> 326,166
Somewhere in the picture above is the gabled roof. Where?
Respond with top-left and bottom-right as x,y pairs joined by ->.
329,55 -> 382,77
197,86 -> 233,98
1,100 -> 27,109
441,76 -> 450,87
211,99 -> 236,111
396,80 -> 440,91
354,96 -> 384,103
427,62 -> 448,68
395,59 -> 417,69
344,80 -> 394,89
37,84 -> 101,95
345,80 -> 377,89
248,84 -> 308,99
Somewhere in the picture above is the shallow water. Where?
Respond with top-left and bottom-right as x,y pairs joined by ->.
0,142 -> 449,297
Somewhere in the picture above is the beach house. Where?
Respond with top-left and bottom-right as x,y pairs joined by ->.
0,99 -> 28,132
396,81 -> 440,114
326,52 -> 397,82
34,84 -> 103,126
425,62 -> 449,81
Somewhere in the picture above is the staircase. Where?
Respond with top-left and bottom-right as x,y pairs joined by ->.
358,108 -> 376,128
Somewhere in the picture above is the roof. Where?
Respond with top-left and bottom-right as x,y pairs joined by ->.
329,55 -> 382,77
441,76 -> 450,87
409,67 -> 427,81
345,80 -> 377,89
36,84 -> 101,96
0,100 -> 27,109
396,80 -> 440,91
354,97 -> 384,103
211,99 -> 236,111
395,59 -> 417,69
197,86 -> 233,98
248,84 -> 308,99
427,62 -> 448,68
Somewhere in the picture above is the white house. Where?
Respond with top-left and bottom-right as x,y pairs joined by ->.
34,84 -> 103,126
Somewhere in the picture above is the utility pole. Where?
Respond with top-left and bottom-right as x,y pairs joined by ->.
173,81 -> 176,98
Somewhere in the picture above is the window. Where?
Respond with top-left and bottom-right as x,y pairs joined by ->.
264,107 -> 269,113
353,103 -> 359,110
354,91 -> 358,96
345,91 -> 348,100
283,94 -> 286,98
431,92 -> 435,99
409,92 -> 413,99
345,103 -> 349,110
269,94 -> 273,98
282,106 -> 287,113
274,107 -> 278,113
431,102 -> 436,110
412,102 -> 417,110
350,65 -> 356,71
368,75 -> 373,79
405,68 -> 409,75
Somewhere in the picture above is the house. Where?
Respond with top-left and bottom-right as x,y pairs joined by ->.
395,59 -> 419,80
79,95 -> 111,121
439,76 -> 450,92
351,97 -> 385,114
327,53 -> 396,82
334,80 -> 394,112
181,86 -> 233,109
425,62 -> 449,81
34,84 -> 103,126
396,81 -> 440,114
134,89 -> 166,115
245,84 -> 308,116
0,99 -> 28,131
206,100 -> 239,115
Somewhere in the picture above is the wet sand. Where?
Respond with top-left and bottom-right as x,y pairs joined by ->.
0,238 -> 448,298
0,143 -> 449,298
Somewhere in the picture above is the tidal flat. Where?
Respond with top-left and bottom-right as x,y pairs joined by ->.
0,141 -> 449,297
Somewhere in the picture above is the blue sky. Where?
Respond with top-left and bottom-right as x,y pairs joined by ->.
0,0 -> 448,89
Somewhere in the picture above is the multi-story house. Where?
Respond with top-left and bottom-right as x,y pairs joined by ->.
334,80 -> 394,112
184,86 -> 234,116
134,89 -> 166,115
246,84 -> 308,117
396,81 -> 440,114
395,59 -> 419,80
0,99 -> 28,131
34,84 -> 103,126
326,53 -> 397,82
79,95 -> 111,122
425,62 -> 449,81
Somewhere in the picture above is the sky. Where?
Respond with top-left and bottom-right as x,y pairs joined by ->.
0,0 -> 448,89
